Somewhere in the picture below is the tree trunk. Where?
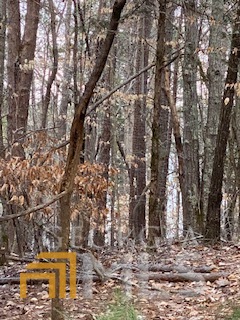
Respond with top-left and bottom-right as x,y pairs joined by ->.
52,1 -> 126,319
149,0 -> 170,244
94,108 -> 111,246
201,0 -> 225,222
41,0 -> 58,129
57,0 -> 72,140
232,82 -> 240,237
0,0 -> 6,158
94,47 -> 116,245
6,0 -> 41,158
205,0 -> 240,241
129,2 -> 152,242
182,0 -> 201,234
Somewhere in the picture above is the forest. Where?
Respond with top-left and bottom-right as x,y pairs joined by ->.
0,0 -> 240,319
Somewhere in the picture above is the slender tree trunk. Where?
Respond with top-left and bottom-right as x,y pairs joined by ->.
149,0 -> 171,244
0,0 -> 6,158
205,0 -> 240,241
41,0 -> 58,129
94,108 -> 111,245
201,0 -> 225,222
164,67 -> 188,240
224,133 -> 237,240
6,0 -> 20,154
182,0 -> 201,234
7,0 -> 41,158
232,88 -> 240,237
52,2 -> 126,319
94,46 -> 116,246
129,2 -> 152,242
83,0 -> 108,165
57,0 -> 72,140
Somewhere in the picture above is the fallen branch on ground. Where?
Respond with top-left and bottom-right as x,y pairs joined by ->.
0,271 -> 227,286
148,272 -> 228,282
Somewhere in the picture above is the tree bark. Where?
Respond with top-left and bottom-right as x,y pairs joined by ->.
56,0 -> 72,140
149,0 -> 171,244
182,0 -> 201,234
6,0 -> 41,158
129,1 -> 152,242
41,0 -> 58,129
52,1 -> 126,319
0,0 -> 6,158
201,0 -> 225,223
205,0 -> 240,241
94,46 -> 116,246
164,68 -> 188,239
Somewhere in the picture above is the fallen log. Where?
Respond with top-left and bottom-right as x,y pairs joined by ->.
0,271 -> 228,286
148,272 -> 228,282
0,275 -> 100,285
148,264 -> 215,273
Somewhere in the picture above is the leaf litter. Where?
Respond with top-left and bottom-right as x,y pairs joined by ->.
1,244 -> 240,319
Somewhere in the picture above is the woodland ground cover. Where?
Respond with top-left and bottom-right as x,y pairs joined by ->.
1,243 -> 240,319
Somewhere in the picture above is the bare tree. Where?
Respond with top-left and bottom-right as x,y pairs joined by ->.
129,1 -> 152,242
52,1 -> 126,319
182,0 -> 201,234
205,0 -> 240,241
201,0 -> 225,223
149,0 -> 172,244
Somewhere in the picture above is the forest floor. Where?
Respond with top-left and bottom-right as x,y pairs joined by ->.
1,243 -> 240,319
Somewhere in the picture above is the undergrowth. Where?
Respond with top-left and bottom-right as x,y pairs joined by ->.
96,290 -> 140,320
227,307 -> 240,320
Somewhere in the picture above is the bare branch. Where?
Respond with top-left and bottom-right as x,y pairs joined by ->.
87,62 -> 155,116
0,191 -> 67,223
87,47 -> 183,116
